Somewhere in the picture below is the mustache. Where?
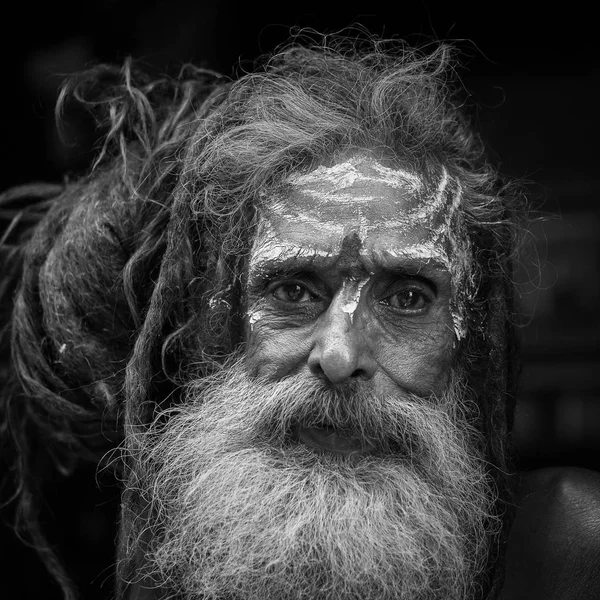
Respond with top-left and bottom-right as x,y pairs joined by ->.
194,356 -> 473,432
152,356 -> 486,489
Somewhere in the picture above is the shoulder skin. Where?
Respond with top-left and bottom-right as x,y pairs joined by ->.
501,467 -> 600,600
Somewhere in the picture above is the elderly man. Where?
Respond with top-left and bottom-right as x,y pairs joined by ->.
1,35 -> 599,600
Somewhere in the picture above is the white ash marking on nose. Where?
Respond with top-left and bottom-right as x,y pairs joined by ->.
340,278 -> 369,323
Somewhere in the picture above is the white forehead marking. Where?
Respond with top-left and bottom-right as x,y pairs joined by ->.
248,219 -> 338,278
446,177 -> 463,221
251,239 -> 334,264
427,180 -> 470,340
382,241 -> 451,267
408,166 -> 449,220
287,156 -> 423,197
266,198 -> 417,234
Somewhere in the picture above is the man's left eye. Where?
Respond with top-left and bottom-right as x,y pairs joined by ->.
382,289 -> 429,311
271,283 -> 316,303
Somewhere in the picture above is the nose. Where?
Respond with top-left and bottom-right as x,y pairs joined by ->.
307,298 -> 377,384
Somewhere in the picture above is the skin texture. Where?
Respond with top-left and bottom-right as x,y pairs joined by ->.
501,467 -> 600,600
245,155 -> 464,398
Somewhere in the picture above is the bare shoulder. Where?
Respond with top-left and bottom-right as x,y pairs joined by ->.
501,467 -> 600,600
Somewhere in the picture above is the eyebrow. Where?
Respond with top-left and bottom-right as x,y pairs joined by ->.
369,250 -> 452,275
248,247 -> 451,282
248,253 -> 337,280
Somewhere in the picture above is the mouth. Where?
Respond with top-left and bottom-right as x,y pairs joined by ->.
296,424 -> 374,456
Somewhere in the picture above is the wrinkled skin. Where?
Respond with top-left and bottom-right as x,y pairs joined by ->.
246,156 -> 461,404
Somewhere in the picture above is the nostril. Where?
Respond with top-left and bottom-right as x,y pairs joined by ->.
310,364 -> 366,381
309,362 -> 325,377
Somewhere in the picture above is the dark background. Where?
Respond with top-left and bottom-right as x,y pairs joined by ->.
1,2 -> 599,598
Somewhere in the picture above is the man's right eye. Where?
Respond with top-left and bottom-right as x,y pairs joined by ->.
271,283 -> 316,303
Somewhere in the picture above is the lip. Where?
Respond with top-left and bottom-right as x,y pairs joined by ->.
297,425 -> 373,456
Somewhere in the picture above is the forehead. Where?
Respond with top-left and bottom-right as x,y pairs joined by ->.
254,155 -> 461,266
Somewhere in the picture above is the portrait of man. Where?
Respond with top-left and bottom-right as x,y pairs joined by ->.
1,8 -> 599,600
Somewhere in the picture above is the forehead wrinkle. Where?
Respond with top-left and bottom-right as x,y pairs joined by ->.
287,156 -> 424,193
264,194 -> 423,245
257,199 -> 349,237
249,245 -> 374,282
249,244 -> 336,277
250,215 -> 456,279
267,169 -> 459,237
360,244 -> 452,277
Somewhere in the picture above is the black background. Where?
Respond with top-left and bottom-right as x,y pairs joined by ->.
1,2 -> 599,598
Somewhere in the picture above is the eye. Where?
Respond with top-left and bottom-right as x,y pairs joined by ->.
381,288 -> 430,312
271,282 -> 316,303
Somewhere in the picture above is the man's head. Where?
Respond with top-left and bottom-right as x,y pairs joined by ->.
129,152 -> 499,598
3,34 -> 525,600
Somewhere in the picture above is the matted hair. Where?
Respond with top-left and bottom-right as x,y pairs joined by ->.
1,32 -> 527,599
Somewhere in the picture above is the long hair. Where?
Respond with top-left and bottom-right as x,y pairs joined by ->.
1,33 -> 527,599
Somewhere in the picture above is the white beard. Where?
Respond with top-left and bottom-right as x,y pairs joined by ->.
128,359 -> 499,599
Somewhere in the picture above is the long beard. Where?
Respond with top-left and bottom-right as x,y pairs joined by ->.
129,359 -> 499,600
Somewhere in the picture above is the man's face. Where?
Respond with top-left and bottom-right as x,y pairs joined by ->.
137,156 -> 495,600
246,155 -> 467,420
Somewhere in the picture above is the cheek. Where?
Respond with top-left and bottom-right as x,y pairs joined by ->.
368,316 -> 456,397
374,339 -> 453,397
245,299 -> 457,394
245,319 -> 312,379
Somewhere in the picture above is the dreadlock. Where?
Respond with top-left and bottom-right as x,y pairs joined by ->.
1,32 -> 528,599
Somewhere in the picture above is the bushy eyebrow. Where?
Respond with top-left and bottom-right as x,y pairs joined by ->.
247,254 -> 335,290
248,250 -> 451,289
250,253 -> 334,274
